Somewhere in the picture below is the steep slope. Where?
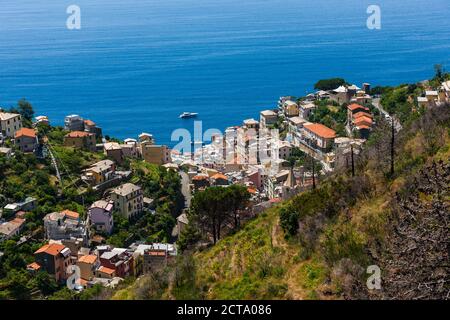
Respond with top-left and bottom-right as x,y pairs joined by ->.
187,104 -> 449,300
113,103 -> 449,300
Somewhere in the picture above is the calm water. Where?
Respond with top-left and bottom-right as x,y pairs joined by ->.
1,0 -> 449,146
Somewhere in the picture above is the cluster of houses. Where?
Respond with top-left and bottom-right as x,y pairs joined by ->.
2,78 -> 450,292
27,241 -> 177,289
167,81 -> 399,202
0,198 -> 36,241
0,113 -> 172,167
0,111 -> 179,292
22,181 -> 175,289
62,115 -> 171,166
0,168 -> 177,290
102,132 -> 171,165
346,103 -> 374,139
416,80 -> 450,108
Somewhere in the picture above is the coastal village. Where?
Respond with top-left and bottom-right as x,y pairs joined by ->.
1,76 -> 449,297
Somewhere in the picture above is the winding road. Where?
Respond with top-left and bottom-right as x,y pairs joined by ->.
179,171 -> 191,208
373,97 -> 402,132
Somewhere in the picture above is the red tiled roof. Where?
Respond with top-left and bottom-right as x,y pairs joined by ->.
146,251 -> 166,256
304,123 -> 336,139
211,173 -> 227,180
35,243 -> 66,256
247,187 -> 257,194
98,266 -> 115,275
27,262 -> 41,271
353,111 -> 373,119
354,116 -> 373,126
347,103 -> 369,112
192,175 -> 209,181
66,131 -> 93,138
78,255 -> 98,264
91,235 -> 105,243
84,119 -> 96,126
10,218 -> 26,226
15,128 -> 36,139
79,278 -> 89,286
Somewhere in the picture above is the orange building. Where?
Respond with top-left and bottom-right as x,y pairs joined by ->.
33,243 -> 72,283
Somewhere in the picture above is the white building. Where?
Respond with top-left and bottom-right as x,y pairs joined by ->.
0,112 -> 22,138
43,210 -> 88,244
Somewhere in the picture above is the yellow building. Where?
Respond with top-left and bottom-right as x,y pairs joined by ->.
83,160 -> 115,185
283,100 -> 299,117
77,254 -> 99,281
110,183 -> 143,219
141,143 -> 171,165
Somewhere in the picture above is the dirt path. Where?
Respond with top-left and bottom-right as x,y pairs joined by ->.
271,217 -> 288,251
270,217 -> 306,300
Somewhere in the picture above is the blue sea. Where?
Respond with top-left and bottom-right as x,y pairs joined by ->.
1,0 -> 449,146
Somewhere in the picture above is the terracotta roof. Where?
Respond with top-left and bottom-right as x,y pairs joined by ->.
146,251 -> 166,256
84,119 -> 96,126
66,131 -> 93,138
15,128 -> 36,139
247,187 -> 257,194
15,211 -> 27,218
91,235 -> 105,243
78,254 -> 98,264
356,125 -> 371,130
304,123 -> 336,139
211,173 -> 227,180
192,175 -> 209,181
35,243 -> 67,256
62,209 -> 79,220
354,116 -> 373,126
353,111 -> 373,119
27,262 -> 41,271
79,278 -> 89,286
98,266 -> 115,275
10,217 -> 26,226
347,103 -> 368,111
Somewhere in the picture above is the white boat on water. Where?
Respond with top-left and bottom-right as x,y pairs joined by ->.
179,112 -> 198,119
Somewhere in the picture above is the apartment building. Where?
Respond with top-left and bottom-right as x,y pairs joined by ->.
33,243 -> 72,283
64,131 -> 96,152
83,160 -> 116,185
0,112 -> 22,138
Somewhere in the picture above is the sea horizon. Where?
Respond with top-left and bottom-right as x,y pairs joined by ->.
1,0 -> 449,146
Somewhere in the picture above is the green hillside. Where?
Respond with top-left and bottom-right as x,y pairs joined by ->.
113,94 -> 450,301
